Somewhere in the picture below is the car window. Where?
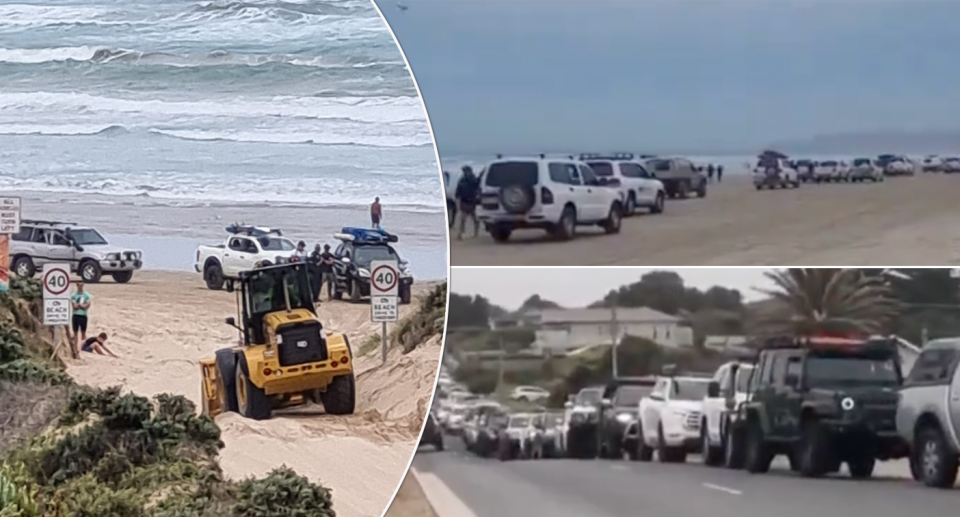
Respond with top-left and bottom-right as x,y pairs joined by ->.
579,165 -> 598,184
647,159 -> 671,172
32,229 -> 47,243
229,238 -> 246,251
12,226 -> 32,241
257,237 -> 294,251
585,161 -> 615,177
49,231 -> 69,246
485,162 -> 539,187
672,379 -> 709,401
906,348 -> 960,385
548,163 -> 578,185
619,163 -> 647,178
785,357 -> 802,385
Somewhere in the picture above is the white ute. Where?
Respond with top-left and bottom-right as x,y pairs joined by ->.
636,375 -> 712,463
195,224 -> 298,290
579,153 -> 666,216
701,361 -> 755,467
476,155 -> 624,242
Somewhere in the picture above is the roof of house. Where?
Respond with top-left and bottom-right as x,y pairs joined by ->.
539,307 -> 680,324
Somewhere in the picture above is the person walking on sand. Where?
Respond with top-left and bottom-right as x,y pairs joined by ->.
81,332 -> 118,358
319,244 -> 336,300
309,243 -> 323,301
717,164 -> 724,183
707,163 -> 715,181
370,197 -> 383,229
455,165 -> 480,240
70,281 -> 92,358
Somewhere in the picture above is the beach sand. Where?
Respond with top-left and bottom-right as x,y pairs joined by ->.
63,271 -> 442,517
384,473 -> 439,517
451,173 -> 960,266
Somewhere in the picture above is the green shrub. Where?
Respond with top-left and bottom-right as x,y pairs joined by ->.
0,360 -> 71,386
0,467 -> 39,517
0,328 -> 26,364
103,394 -> 152,431
49,475 -> 145,517
233,467 -> 334,517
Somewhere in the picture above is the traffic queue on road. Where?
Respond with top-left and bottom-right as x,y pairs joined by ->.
426,334 -> 960,491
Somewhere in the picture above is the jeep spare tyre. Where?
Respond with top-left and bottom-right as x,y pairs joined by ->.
500,185 -> 534,214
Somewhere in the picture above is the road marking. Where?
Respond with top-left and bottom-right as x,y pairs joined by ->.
702,483 -> 743,496
610,464 -> 630,471
410,469 -> 480,517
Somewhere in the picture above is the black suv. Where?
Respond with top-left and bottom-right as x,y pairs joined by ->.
330,228 -> 413,304
728,335 -> 907,479
598,379 -> 655,459
419,412 -> 444,451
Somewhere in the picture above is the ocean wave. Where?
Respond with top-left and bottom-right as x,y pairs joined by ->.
0,46 -> 402,69
192,0 -> 368,18
0,4 -> 129,28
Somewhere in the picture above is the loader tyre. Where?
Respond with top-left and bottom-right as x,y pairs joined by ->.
236,354 -> 273,420
215,349 -> 239,413
322,373 -> 356,415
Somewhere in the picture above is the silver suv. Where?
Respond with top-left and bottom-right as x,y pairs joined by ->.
9,220 -> 143,283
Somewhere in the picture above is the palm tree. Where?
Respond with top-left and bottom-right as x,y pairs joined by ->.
754,268 -> 899,336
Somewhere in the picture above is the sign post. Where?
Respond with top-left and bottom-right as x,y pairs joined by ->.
42,263 -> 72,358
0,196 -> 20,293
370,260 -> 399,363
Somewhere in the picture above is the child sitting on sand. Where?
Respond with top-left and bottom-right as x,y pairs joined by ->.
81,332 -> 118,358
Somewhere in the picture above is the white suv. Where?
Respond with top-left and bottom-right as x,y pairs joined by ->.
752,157 -> 800,190
477,155 -> 624,242
580,153 -> 666,216
813,160 -> 849,182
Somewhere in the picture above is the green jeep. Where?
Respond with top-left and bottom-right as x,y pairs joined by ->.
727,335 -> 908,479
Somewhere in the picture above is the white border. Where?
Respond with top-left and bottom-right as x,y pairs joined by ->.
367,2 -> 451,517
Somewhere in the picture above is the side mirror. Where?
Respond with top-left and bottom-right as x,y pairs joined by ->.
74,244 -> 85,252
707,381 -> 720,398
564,401 -> 573,409
601,398 -> 612,408
342,257 -> 351,264
225,317 -> 237,327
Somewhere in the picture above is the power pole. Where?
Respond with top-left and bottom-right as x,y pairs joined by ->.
610,306 -> 619,379
497,333 -> 505,390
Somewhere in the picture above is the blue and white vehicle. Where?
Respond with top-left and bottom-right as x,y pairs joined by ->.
331,227 -> 413,304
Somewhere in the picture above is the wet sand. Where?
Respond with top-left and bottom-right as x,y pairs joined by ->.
451,174 -> 960,266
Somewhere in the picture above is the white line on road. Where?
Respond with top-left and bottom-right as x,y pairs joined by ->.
411,469 -> 480,517
702,483 -> 743,496
610,464 -> 630,471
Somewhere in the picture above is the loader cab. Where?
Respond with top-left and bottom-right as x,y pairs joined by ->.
230,262 -> 317,346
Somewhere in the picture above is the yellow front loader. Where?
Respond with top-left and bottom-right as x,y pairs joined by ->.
200,262 -> 355,420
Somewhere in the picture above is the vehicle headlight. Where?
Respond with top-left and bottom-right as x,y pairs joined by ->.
106,253 -> 120,260
358,268 -> 371,278
616,413 -> 633,424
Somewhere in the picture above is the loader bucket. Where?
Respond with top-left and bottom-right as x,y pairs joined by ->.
200,358 -> 222,418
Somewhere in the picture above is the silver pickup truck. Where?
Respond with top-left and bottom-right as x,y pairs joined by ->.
895,337 -> 960,488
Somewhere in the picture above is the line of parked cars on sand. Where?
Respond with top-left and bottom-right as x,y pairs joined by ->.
442,152 -> 708,243
754,152 -> 960,190
425,334 -> 960,491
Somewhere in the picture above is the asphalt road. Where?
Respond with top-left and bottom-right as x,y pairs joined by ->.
412,438 -> 960,517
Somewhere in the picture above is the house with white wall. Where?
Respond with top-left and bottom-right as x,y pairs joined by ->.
531,307 -> 693,352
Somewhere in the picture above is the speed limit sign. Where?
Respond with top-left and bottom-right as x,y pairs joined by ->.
42,263 -> 72,326
370,260 -> 399,297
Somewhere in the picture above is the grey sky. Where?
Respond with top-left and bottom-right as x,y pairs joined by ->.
451,268 -> 776,309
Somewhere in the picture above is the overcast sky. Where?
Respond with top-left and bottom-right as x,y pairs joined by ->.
451,268 -> 776,309
378,0 -> 960,155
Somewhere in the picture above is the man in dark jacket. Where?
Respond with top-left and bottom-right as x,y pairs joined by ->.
455,165 -> 481,239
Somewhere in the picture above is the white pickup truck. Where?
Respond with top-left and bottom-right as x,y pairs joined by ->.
636,375 -> 711,463
701,361 -> 755,467
195,225 -> 298,290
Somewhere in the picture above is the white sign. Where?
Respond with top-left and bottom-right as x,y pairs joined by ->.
43,298 -> 71,326
0,197 -> 21,234
42,263 -> 72,326
371,295 -> 398,322
370,260 -> 399,297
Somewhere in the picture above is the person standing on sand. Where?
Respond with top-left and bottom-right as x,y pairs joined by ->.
319,244 -> 335,300
707,164 -> 715,181
455,165 -> 480,240
81,332 -> 118,358
70,281 -> 92,358
370,197 -> 383,229
717,165 -> 724,183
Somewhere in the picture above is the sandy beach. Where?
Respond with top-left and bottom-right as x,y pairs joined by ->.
451,174 -> 960,266
62,271 -> 442,517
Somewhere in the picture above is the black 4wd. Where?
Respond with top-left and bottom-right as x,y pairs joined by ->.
729,335 -> 907,479
330,227 -> 413,304
598,378 -> 655,459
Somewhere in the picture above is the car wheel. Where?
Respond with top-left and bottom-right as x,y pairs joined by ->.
744,418 -> 773,474
847,452 -> 876,479
702,423 -> 723,467
112,271 -> 134,284
917,425 -> 960,488
625,193 -> 636,216
650,192 -> 665,214
489,225 -> 512,243
798,419 -> 833,478
602,203 -> 622,234
204,263 -> 225,290
657,425 -> 683,463
724,421 -> 746,469
12,256 -> 36,279
79,260 -> 102,283
552,205 -> 576,241
349,280 -> 362,302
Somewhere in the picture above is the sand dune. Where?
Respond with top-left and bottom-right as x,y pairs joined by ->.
64,271 -> 441,517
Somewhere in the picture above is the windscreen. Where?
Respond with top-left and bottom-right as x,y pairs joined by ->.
672,379 -> 710,401
586,162 -> 615,177
67,229 -> 108,245
575,388 -> 603,405
509,416 -> 530,428
354,245 -> 398,267
485,162 -> 539,187
735,366 -> 755,393
613,386 -> 651,406
805,355 -> 900,386
820,161 -> 839,167
853,158 -> 871,166
544,414 -> 564,426
248,267 -> 313,314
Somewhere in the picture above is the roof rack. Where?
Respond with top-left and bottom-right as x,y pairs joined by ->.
759,334 -> 896,352
333,227 -> 399,244
579,152 -> 635,161
21,219 -> 78,226
226,223 -> 283,237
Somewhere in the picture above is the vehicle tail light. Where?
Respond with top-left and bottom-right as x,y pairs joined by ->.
341,355 -> 349,364
541,187 -> 554,204
263,368 -> 273,376
331,361 -> 339,368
